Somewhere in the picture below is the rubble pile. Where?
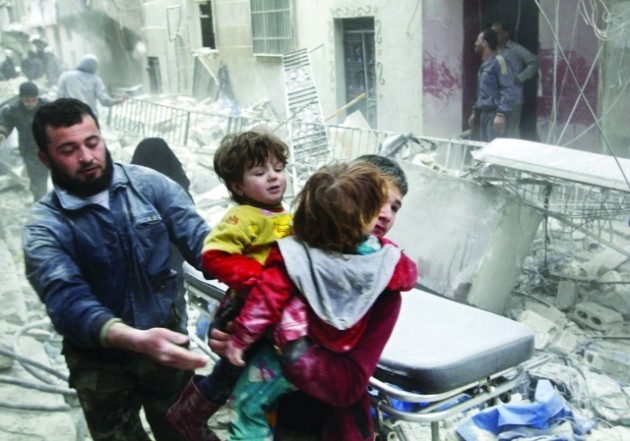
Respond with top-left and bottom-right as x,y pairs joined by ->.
0,120 -> 628,440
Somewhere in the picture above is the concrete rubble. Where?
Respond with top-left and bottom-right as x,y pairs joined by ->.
0,105 -> 629,440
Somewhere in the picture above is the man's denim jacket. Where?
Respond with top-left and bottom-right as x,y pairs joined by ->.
23,163 -> 210,348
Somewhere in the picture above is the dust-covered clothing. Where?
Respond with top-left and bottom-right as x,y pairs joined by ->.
0,96 -> 50,200
64,317 -> 193,441
57,54 -> 119,116
22,162 -> 210,440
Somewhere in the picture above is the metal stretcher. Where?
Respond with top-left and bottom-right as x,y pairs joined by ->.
182,263 -> 535,441
369,289 -> 535,441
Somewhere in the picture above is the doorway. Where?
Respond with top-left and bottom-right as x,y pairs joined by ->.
463,0 -> 540,141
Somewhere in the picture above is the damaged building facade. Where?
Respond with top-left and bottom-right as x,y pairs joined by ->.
2,0 -> 629,155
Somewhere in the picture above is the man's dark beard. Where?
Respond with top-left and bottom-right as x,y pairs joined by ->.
50,149 -> 114,197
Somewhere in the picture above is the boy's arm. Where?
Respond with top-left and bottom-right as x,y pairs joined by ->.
200,209 -> 263,290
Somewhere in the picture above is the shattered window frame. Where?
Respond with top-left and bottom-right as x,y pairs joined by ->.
250,0 -> 293,55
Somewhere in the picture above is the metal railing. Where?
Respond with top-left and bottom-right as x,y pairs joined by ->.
106,96 -> 485,177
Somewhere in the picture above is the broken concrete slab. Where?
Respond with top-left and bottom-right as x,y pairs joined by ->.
387,160 -> 542,314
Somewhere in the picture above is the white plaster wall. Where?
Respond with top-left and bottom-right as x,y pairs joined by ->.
421,0 -> 464,138
142,0 -> 175,94
293,2 -> 336,120
208,0 -> 285,114
376,1 -> 423,132
141,0 -> 198,94
294,1 -> 424,132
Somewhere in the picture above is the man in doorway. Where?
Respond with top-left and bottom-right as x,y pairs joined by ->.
492,20 -> 538,139
0,81 -> 50,201
23,98 -> 210,440
468,28 -> 515,142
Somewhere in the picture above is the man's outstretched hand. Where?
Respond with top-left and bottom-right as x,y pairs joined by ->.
106,322 -> 208,370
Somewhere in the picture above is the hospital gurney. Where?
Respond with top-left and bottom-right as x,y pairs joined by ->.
369,289 -> 535,441
182,263 -> 535,441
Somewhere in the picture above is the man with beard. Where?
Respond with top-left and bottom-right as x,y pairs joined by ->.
0,81 -> 50,201
468,28 -> 515,142
22,98 -> 210,441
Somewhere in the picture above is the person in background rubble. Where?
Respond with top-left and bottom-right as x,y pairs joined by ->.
22,98 -> 210,441
20,49 -> 44,81
57,54 -> 126,117
210,155 -> 413,441
468,28 -> 515,142
0,81 -> 50,201
0,49 -> 19,80
167,129 -> 293,441
131,137 -> 192,299
491,20 -> 538,139
41,46 -> 63,88
221,161 -> 417,441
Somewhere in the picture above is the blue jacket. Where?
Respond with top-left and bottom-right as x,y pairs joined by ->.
23,163 -> 211,348
473,53 -> 515,115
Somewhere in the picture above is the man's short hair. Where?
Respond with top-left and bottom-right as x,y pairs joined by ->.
492,20 -> 511,36
19,81 -> 39,98
32,98 -> 100,153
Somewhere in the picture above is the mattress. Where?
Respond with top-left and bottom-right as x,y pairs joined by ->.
374,289 -> 535,394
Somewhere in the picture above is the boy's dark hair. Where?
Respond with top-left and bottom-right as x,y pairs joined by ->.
293,162 -> 387,253
354,154 -> 408,196
213,130 -> 289,203
483,28 -> 499,51
32,98 -> 99,153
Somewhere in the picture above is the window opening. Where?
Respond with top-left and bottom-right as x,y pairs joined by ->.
250,0 -> 292,55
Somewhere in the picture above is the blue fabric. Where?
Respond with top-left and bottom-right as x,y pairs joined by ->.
456,380 -> 593,441
23,163 -> 210,347
473,54 -> 515,115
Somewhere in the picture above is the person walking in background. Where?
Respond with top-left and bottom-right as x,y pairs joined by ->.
57,54 -> 125,117
0,81 -> 50,201
41,46 -> 63,88
468,28 -> 515,142
167,130 -> 292,441
0,49 -> 19,80
20,50 -> 44,82
492,20 -> 538,139
23,98 -> 210,441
